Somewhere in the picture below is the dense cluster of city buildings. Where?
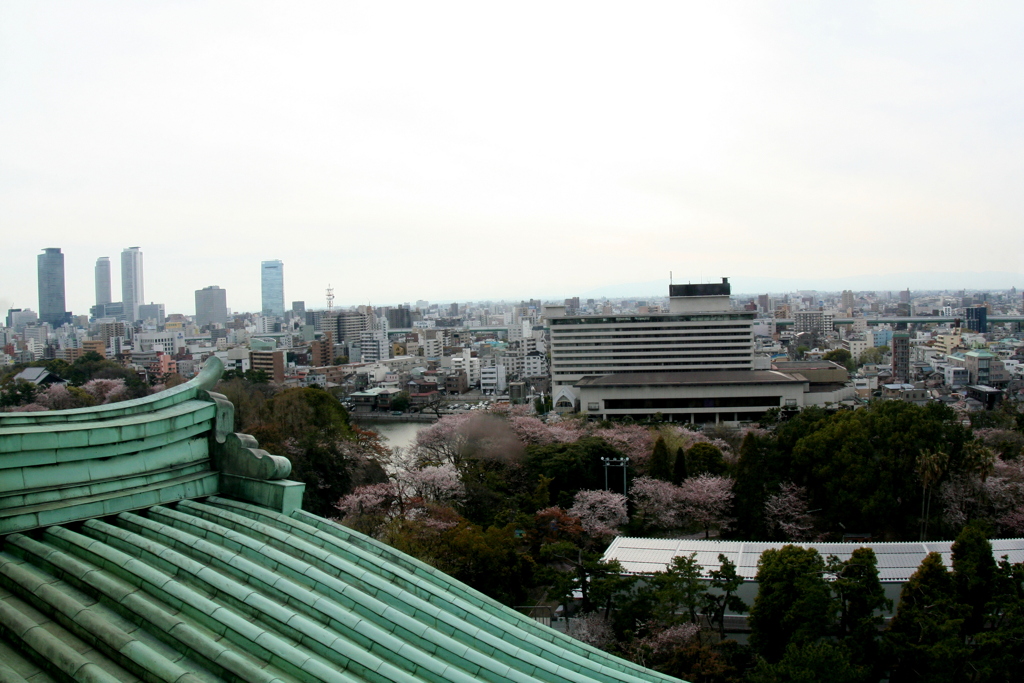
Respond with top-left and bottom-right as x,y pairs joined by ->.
5,247 -> 1024,420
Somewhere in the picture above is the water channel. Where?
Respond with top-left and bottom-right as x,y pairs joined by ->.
354,419 -> 428,451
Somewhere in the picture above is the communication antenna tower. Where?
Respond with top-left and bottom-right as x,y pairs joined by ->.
326,284 -> 335,312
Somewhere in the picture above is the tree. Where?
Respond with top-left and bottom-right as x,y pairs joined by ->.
686,442 -> 727,476
828,548 -> 890,677
649,436 -> 673,481
250,385 -> 381,517
823,348 -> 856,373
421,392 -> 445,418
0,380 -> 38,408
884,552 -> 970,682
748,642 -> 865,683
749,545 -> 833,664
950,524 -> 996,637
763,482 -> 815,541
336,482 -> 403,537
672,446 -> 688,485
859,346 -> 886,366
917,449 -> 948,541
526,437 -> 620,506
390,391 -> 410,413
702,554 -> 747,640
568,489 -> 628,541
404,463 -> 466,505
678,474 -> 734,539
629,477 -> 681,531
649,554 -> 706,626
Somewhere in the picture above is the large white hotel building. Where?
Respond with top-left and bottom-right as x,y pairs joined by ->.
546,279 -> 811,424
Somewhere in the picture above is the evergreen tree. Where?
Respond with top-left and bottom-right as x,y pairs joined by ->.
672,446 -> 688,485
686,442 -> 726,476
748,642 -> 865,683
951,524 -> 996,637
649,436 -> 672,481
884,552 -> 970,682
702,553 -> 747,639
749,545 -> 833,663
829,548 -> 890,679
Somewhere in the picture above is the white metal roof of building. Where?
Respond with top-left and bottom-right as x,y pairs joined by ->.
602,537 -> 1024,583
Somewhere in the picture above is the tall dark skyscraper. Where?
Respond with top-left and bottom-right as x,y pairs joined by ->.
95,256 -> 112,305
37,247 -> 67,327
261,260 -> 285,318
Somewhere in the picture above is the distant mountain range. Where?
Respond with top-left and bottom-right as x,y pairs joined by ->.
577,271 -> 1024,299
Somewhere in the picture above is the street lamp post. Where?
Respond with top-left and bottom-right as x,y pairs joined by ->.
601,456 -> 629,496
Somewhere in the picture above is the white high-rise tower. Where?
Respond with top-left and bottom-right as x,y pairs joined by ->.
121,247 -> 144,321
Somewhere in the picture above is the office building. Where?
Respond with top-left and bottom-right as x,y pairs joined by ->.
121,247 -> 144,321
965,306 -> 988,333
95,257 -> 112,305
37,248 -> 68,327
544,278 -> 837,422
195,286 -> 228,329
548,278 -> 754,389
291,301 -> 306,321
6,308 -> 38,332
138,303 -> 166,325
261,260 -> 285,318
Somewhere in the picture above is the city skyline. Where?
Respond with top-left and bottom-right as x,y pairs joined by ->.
2,3 -> 1024,314
6,245 -> 1024,321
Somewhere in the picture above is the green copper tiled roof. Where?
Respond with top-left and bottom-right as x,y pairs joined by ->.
0,497 -> 677,682
0,358 -> 678,681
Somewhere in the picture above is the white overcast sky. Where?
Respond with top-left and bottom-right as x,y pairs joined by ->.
2,1 -> 1023,315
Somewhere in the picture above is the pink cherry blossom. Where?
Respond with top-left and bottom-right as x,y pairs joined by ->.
630,477 -> 682,530
568,489 -> 628,539
677,474 -> 734,538
404,464 -> 466,504
764,481 -> 815,541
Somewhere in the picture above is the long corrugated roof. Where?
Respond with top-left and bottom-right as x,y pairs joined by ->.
1,498 -> 678,682
602,536 -> 1024,582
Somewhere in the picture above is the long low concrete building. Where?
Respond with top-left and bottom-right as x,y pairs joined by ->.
603,536 -> 1024,618
574,370 -> 809,424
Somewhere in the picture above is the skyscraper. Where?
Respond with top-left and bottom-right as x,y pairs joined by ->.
121,247 -> 144,321
261,260 -> 285,318
95,257 -> 112,306
195,286 -> 228,329
37,248 -> 67,327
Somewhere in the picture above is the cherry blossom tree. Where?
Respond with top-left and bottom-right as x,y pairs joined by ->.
764,481 -> 815,541
413,414 -> 472,465
566,612 -> 615,650
638,622 -> 701,657
404,464 -> 466,505
507,415 -> 577,446
335,482 -> 403,536
413,413 -> 525,467
593,424 -> 654,466
83,378 -> 128,404
568,489 -> 628,540
678,474 -> 735,539
630,477 -> 682,530
35,384 -> 81,410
